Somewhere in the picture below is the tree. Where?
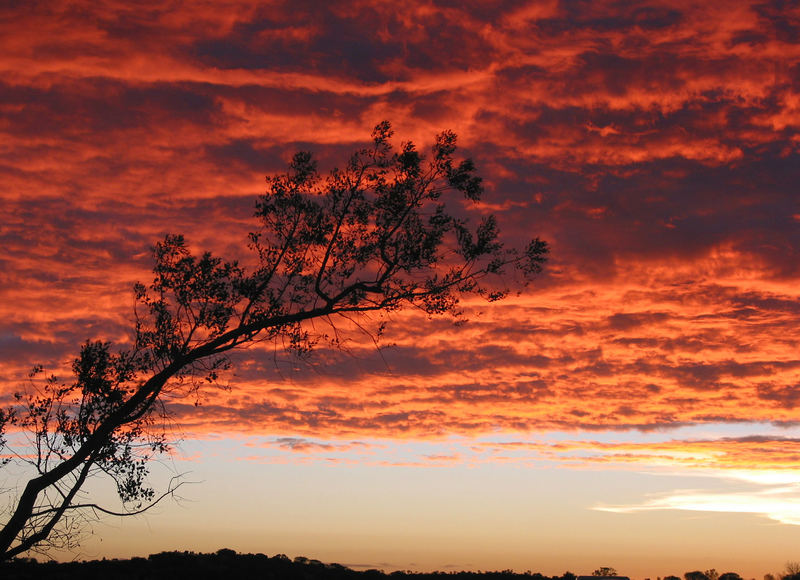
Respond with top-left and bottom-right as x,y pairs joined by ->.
0,121 -> 548,559
593,568 -> 619,577
785,563 -> 800,580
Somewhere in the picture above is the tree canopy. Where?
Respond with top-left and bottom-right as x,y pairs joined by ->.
0,122 -> 548,559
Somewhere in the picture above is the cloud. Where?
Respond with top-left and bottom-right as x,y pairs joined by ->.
2,0 -> 800,452
596,486 -> 800,526
264,437 -> 373,453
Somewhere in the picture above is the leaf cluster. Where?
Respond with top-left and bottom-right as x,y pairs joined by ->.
11,342 -> 167,509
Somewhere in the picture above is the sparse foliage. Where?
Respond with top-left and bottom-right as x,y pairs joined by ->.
593,568 -> 619,577
0,122 -> 548,559
784,563 -> 800,580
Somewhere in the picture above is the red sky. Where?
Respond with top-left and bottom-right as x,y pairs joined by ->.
2,0 -> 800,574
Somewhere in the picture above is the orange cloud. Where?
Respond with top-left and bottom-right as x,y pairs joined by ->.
474,435 -> 800,472
1,0 -> 800,456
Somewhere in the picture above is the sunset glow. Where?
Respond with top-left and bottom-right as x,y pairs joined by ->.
2,0 -> 800,577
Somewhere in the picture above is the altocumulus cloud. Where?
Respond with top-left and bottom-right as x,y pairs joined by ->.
1,1 -> 800,488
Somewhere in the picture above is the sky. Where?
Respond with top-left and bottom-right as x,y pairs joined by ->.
1,0 -> 800,576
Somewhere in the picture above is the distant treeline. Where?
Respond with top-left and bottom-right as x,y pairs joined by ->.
2,549 -> 779,580
0,549 -> 589,580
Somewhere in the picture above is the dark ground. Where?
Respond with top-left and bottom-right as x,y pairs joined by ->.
0,549 -> 581,580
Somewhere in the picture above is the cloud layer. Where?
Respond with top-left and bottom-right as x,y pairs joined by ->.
2,0 -> 800,486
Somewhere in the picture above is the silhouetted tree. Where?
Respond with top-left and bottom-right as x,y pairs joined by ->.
719,572 -> 742,580
685,571 -> 710,580
593,568 -> 618,577
0,122 -> 548,559
784,563 -> 800,580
